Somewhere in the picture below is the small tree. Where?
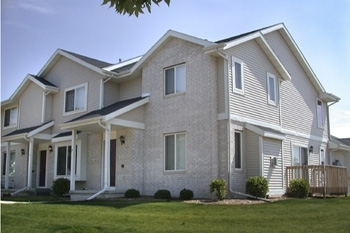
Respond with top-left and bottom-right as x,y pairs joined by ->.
179,188 -> 194,200
246,176 -> 269,198
52,178 -> 70,196
209,179 -> 226,200
289,179 -> 310,198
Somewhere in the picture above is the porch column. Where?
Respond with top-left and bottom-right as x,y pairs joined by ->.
70,129 -> 76,191
27,137 -> 34,189
4,142 -> 10,189
104,123 -> 111,189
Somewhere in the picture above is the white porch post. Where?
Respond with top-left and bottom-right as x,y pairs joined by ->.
4,142 -> 10,189
27,138 -> 34,189
104,123 -> 111,189
70,129 -> 76,191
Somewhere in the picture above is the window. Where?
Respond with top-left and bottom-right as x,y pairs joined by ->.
234,132 -> 242,169
64,83 -> 87,114
56,145 -> 77,176
267,73 -> 277,105
165,133 -> 185,171
232,57 -> 244,93
3,106 -> 18,128
292,145 -> 308,166
2,151 -> 15,176
320,149 -> 325,165
317,99 -> 324,128
164,64 -> 186,95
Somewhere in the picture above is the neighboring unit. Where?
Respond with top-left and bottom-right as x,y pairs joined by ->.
1,23 -> 345,200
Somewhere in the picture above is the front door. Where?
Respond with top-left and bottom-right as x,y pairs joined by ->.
110,139 -> 116,187
39,150 -> 46,187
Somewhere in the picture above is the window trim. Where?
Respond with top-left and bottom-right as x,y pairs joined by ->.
267,72 -> 277,106
54,141 -> 81,179
234,131 -> 243,170
164,63 -> 186,96
291,144 -> 309,166
63,83 -> 88,116
316,98 -> 324,128
231,57 -> 244,94
164,132 -> 186,172
3,105 -> 18,129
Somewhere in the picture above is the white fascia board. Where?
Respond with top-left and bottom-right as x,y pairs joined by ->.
223,32 -> 261,50
103,56 -> 143,72
256,35 -> 291,81
28,121 -> 55,137
108,118 -> 145,129
1,133 -> 27,142
104,97 -> 149,122
60,117 -> 102,130
319,92 -> 341,103
32,133 -> 52,140
52,135 -> 72,143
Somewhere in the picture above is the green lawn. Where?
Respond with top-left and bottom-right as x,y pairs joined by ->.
1,197 -> 349,233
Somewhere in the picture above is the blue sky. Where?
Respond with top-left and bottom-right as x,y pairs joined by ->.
1,0 -> 349,137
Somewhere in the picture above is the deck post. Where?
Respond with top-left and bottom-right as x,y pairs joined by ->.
323,164 -> 326,198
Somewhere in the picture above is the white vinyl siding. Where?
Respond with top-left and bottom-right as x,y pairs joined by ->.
231,57 -> 244,94
120,78 -> 142,101
267,72 -> 277,105
263,138 -> 283,190
164,64 -> 186,95
64,83 -> 88,115
246,130 -> 260,177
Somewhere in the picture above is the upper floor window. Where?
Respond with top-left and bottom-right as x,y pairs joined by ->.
3,106 -> 18,128
164,64 -> 186,95
165,133 -> 186,171
317,99 -> 324,128
64,83 -> 87,115
232,57 -> 244,94
267,73 -> 277,105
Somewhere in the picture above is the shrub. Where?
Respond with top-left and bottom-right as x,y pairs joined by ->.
179,188 -> 194,200
125,189 -> 140,198
289,179 -> 310,198
246,176 -> 269,198
209,179 -> 226,200
52,178 -> 70,196
154,189 -> 171,199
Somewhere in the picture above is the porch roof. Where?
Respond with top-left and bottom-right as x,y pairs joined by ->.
60,96 -> 149,131
2,121 -> 54,143
329,135 -> 350,151
245,123 -> 286,140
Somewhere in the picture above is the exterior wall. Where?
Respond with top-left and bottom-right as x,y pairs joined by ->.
226,40 -> 281,126
142,38 -> 218,198
104,81 -> 120,107
120,78 -> 142,101
45,94 -> 53,123
264,31 -> 328,140
85,132 -> 103,190
217,58 -> 226,114
246,130 -> 260,178
218,120 -> 229,179
263,138 -> 283,193
331,150 -> 350,192
44,56 -> 103,134
118,106 -> 144,123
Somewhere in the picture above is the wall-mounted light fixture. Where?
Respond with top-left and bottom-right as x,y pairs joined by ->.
48,145 -> 53,152
119,135 -> 125,145
309,146 -> 314,154
21,148 -> 25,155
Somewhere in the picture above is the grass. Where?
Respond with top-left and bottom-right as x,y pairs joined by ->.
1,197 -> 350,233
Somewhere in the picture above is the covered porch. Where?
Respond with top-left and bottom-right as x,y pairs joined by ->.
286,165 -> 348,197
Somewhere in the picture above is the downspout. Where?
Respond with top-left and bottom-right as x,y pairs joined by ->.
87,120 -> 110,200
217,49 -> 270,202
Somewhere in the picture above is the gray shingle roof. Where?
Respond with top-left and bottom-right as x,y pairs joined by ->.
31,75 -> 57,87
61,49 -> 112,68
3,121 -> 53,137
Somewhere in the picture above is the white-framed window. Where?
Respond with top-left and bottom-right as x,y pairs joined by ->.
232,57 -> 244,94
234,132 -> 242,169
320,148 -> 325,165
292,145 -> 308,166
316,99 -> 324,128
164,64 -> 186,95
165,133 -> 186,171
267,73 -> 277,105
3,106 -> 18,128
64,83 -> 88,115
54,141 -> 80,177
2,151 -> 16,176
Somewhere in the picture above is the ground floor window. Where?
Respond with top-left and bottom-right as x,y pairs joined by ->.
2,151 -> 15,176
56,145 -> 77,176
292,145 -> 308,166
235,132 -> 242,169
165,133 -> 185,171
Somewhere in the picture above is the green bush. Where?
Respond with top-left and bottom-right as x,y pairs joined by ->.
246,176 -> 269,198
125,189 -> 140,198
52,178 -> 70,196
209,179 -> 226,200
154,189 -> 171,199
179,188 -> 194,200
289,179 -> 310,198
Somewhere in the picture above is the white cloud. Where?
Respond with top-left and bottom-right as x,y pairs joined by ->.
330,108 -> 350,138
18,2 -> 54,14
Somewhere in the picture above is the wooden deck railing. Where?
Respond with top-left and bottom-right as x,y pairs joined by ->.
286,165 -> 348,197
